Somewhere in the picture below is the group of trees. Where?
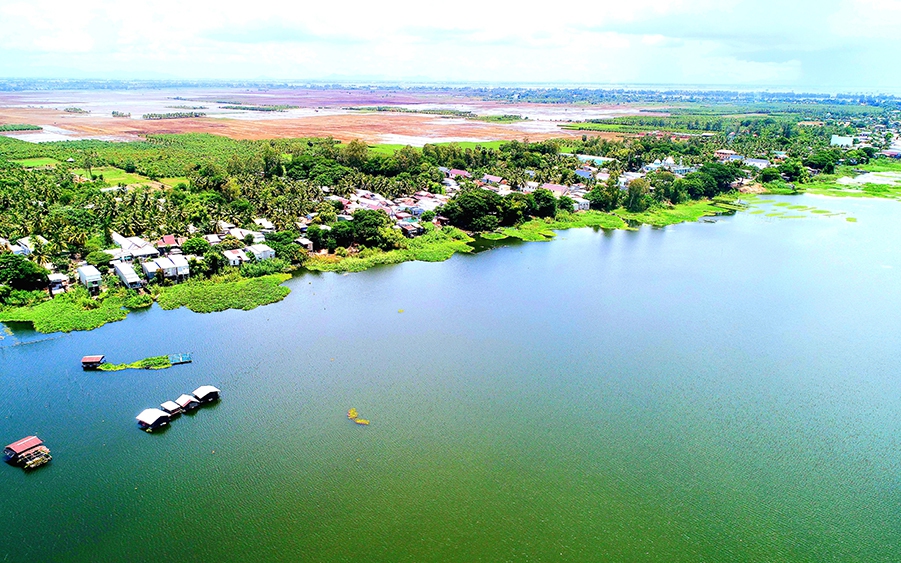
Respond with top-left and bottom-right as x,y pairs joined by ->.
440,187 -> 571,231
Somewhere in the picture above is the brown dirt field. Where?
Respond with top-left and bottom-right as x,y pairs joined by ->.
0,106 -> 624,144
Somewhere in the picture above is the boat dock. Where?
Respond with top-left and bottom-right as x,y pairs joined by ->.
167,353 -> 192,365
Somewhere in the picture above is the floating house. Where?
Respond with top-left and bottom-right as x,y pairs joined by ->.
81,355 -> 106,369
4,436 -> 51,469
160,401 -> 183,417
175,394 -> 200,411
192,385 -> 221,404
136,408 -> 171,432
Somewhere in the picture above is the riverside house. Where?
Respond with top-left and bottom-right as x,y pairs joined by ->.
113,261 -> 142,289
245,244 -> 275,261
222,249 -> 249,266
77,265 -> 102,295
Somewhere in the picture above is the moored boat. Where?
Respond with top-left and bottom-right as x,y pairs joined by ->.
4,436 -> 48,465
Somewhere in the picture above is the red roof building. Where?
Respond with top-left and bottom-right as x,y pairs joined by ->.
5,436 -> 43,456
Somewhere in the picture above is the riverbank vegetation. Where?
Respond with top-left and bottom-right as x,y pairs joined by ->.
156,272 -> 291,313
98,355 -> 171,371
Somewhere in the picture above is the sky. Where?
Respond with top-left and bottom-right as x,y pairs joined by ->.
0,0 -> 899,92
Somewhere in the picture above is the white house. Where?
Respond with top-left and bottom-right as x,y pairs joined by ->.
142,257 -> 176,280
222,249 -> 249,267
169,255 -> 190,279
228,228 -> 265,244
77,265 -> 102,293
47,273 -> 68,294
111,232 -> 158,260
294,237 -> 314,251
245,244 -> 275,261
113,261 -> 142,289
15,235 -> 48,256
831,135 -> 854,148
571,197 -> 591,211
253,218 -> 275,233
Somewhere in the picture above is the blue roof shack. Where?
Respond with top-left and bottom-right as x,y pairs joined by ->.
574,169 -> 593,180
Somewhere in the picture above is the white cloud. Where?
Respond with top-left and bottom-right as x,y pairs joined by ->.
0,0 -> 893,89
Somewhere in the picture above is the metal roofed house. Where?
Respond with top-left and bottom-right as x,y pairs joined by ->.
76,265 -> 103,294
294,237 -> 314,251
245,244 -> 275,261
482,174 -> 503,185
222,249 -> 249,267
745,158 -> 771,170
160,401 -> 183,417
540,183 -> 570,197
15,235 -> 49,256
136,408 -> 171,432
571,197 -> 591,211
175,394 -> 200,411
113,261 -> 142,289
228,228 -> 266,244
574,169 -> 593,180
4,436 -> 44,462
192,385 -> 221,404
169,255 -> 190,280
47,273 -> 69,295
448,169 -> 472,179
142,257 -> 176,280
831,135 -> 854,148
253,218 -> 276,233
111,232 -> 159,260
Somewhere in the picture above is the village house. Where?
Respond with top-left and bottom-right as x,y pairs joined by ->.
294,236 -> 314,251
47,273 -> 68,295
228,228 -> 265,244
15,235 -> 49,256
744,158 -> 771,170
222,249 -> 249,266
245,244 -> 275,261
113,261 -> 142,289
831,135 -> 854,148
142,257 -> 175,280
714,149 -> 738,160
253,218 -> 276,233
571,197 -> 591,211
541,183 -> 570,198
77,265 -> 102,295
111,232 -> 158,261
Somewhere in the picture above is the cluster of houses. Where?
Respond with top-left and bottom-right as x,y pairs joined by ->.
66,225 -> 279,295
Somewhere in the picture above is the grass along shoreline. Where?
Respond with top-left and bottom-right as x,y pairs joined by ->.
98,355 -> 172,371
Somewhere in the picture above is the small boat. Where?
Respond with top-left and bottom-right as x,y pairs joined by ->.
136,408 -> 171,432
81,355 -> 105,370
354,419 -> 370,426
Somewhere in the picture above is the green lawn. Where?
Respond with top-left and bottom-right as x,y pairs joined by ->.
159,176 -> 190,187
12,157 -> 60,167
72,166 -> 152,185
368,140 -> 508,156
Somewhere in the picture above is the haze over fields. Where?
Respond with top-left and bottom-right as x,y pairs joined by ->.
0,0 -> 899,91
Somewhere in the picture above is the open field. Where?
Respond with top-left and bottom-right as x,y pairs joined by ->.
0,88 -> 638,145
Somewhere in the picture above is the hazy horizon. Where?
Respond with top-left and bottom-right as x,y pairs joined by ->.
1,0 -> 898,93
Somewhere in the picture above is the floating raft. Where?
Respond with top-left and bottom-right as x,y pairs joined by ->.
347,408 -> 370,426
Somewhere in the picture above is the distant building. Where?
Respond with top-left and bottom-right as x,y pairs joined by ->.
245,244 -> 275,261
831,135 -> 854,148
222,249 -> 249,267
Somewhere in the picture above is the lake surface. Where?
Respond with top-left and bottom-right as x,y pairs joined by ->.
2,195 -> 900,562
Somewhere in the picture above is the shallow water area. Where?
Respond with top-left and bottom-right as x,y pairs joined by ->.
2,195 -> 901,562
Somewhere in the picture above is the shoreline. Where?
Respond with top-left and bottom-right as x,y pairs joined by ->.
0,199 -> 737,335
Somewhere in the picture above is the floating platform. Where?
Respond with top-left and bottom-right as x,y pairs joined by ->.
167,353 -> 192,365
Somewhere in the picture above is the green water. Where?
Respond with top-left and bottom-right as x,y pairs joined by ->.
2,195 -> 900,562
